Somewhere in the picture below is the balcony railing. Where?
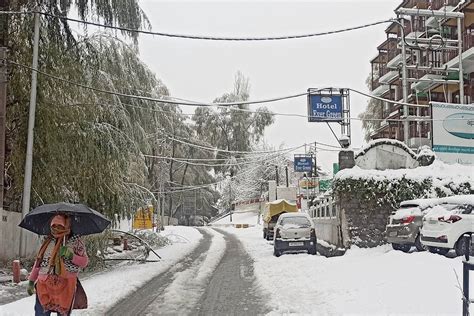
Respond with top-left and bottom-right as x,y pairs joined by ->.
445,30 -> 474,62
430,0 -> 461,11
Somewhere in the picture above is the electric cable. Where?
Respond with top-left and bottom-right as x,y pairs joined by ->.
38,12 -> 395,41
8,60 -> 309,107
142,145 -> 301,167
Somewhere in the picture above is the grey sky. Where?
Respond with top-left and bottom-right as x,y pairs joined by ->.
137,0 -> 401,173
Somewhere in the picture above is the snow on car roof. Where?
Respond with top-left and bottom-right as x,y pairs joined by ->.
400,198 -> 441,209
439,194 -> 474,205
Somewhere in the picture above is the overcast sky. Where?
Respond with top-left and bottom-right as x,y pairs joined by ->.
137,0 -> 401,173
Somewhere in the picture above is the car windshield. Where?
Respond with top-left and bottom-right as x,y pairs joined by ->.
280,217 -> 311,227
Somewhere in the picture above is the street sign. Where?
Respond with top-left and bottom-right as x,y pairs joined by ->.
133,205 -> 154,230
319,179 -> 332,192
307,94 -> 343,122
294,155 -> 313,172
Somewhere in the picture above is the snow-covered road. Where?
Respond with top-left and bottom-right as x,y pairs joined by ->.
223,225 -> 473,315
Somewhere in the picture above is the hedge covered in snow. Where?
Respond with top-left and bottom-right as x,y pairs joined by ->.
333,160 -> 473,208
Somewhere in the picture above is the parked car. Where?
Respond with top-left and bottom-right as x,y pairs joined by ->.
385,198 -> 440,252
263,199 -> 298,240
273,212 -> 317,257
420,195 -> 474,256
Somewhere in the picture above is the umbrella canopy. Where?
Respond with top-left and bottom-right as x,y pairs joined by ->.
19,202 -> 111,236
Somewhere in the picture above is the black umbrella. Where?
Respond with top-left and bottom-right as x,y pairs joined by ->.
19,202 -> 111,236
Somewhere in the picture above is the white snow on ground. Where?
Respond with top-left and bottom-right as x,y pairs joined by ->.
210,211 -> 260,226
223,220 -> 473,315
0,226 -> 202,316
144,227 -> 226,315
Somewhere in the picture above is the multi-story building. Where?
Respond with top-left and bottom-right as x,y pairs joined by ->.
369,0 -> 474,148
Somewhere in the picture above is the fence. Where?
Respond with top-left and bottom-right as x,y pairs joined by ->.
309,195 -> 343,247
0,209 -> 39,261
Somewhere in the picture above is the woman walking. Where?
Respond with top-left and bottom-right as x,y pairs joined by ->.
27,214 -> 88,315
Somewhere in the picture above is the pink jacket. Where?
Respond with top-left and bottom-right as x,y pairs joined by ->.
29,236 -> 88,282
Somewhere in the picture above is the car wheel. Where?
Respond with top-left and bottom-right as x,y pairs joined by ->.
398,244 -> 411,253
391,243 -> 401,251
308,245 -> 317,255
414,234 -> 427,252
437,247 -> 450,256
263,231 -> 267,239
428,246 -> 449,256
273,248 -> 281,257
455,236 -> 471,257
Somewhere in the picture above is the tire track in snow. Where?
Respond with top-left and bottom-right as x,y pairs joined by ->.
143,227 -> 227,315
106,228 -> 213,315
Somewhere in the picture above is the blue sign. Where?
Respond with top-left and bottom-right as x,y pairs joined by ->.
294,156 -> 313,172
308,94 -> 343,122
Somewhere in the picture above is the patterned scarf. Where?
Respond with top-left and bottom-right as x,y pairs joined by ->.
36,223 -> 71,277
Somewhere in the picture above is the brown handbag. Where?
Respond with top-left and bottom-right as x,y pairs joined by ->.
73,279 -> 88,310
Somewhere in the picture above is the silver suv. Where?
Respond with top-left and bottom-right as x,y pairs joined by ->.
385,198 -> 439,252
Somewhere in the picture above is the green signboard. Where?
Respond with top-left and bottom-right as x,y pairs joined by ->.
319,179 -> 332,192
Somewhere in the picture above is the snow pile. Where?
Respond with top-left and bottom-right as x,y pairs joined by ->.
224,225 -> 472,315
0,226 -> 202,316
210,211 -> 259,226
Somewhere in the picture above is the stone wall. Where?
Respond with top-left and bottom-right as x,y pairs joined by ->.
336,193 -> 393,248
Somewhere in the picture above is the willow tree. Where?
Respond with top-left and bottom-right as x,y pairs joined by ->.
4,0 -> 178,218
359,72 -> 383,141
192,72 -> 274,175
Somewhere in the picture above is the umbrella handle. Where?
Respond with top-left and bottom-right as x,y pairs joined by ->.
63,236 -> 66,246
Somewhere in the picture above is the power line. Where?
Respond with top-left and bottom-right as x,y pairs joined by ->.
38,12 -> 394,41
142,146 -> 300,167
163,134 -> 305,155
153,149 -> 293,194
348,88 -> 430,109
11,62 -> 466,122
8,60 -> 308,107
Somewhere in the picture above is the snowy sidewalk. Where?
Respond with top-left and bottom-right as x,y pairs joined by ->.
0,226 -> 202,316
223,225 -> 473,315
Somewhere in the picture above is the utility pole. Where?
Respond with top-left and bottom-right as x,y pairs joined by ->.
275,165 -> 279,186
285,165 -> 289,187
229,179 -> 232,222
457,16 -> 464,104
0,48 -> 6,212
20,8 -> 40,256
400,17 -> 409,145
0,0 -> 9,212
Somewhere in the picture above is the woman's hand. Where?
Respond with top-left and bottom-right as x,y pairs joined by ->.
59,246 -> 74,260
27,281 -> 35,296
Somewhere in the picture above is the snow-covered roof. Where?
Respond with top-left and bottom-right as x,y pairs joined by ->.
355,138 -> 417,160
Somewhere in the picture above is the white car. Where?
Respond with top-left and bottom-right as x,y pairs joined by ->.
420,195 -> 474,256
273,212 -> 317,257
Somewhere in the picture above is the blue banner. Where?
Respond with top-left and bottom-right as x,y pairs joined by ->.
294,156 -> 313,172
308,95 -> 343,122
